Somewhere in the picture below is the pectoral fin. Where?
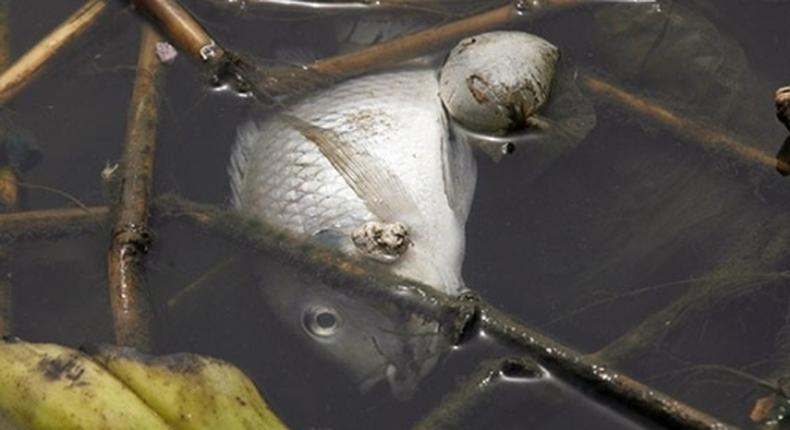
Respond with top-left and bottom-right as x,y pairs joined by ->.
283,113 -> 422,225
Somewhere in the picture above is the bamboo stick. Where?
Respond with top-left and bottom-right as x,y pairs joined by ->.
107,25 -> 164,351
0,0 -> 107,105
155,194 -> 735,430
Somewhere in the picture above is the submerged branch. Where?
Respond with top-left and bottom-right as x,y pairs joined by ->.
155,194 -> 734,430
414,356 -> 544,429
580,73 -> 789,173
107,25 -> 164,351
0,0 -> 107,105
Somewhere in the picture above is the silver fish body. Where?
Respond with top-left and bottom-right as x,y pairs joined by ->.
230,68 -> 477,295
229,68 -> 477,398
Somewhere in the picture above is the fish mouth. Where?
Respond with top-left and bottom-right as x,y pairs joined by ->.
355,358 -> 424,401
357,321 -> 445,400
385,362 -> 422,401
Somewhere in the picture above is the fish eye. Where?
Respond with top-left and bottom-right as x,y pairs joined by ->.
303,306 -> 342,338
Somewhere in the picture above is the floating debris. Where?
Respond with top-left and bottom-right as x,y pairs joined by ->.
155,41 -> 178,64
0,339 -> 288,429
439,31 -> 559,133
352,220 -> 411,263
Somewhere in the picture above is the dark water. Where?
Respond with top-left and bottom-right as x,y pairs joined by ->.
7,0 -> 790,428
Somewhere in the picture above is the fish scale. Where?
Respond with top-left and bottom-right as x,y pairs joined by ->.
230,68 -> 476,294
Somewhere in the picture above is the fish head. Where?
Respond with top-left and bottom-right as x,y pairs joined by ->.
257,259 -> 447,400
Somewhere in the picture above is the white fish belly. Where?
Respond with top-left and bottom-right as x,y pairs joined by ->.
230,69 -> 476,294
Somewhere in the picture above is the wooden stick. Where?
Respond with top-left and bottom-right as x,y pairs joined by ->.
478,304 -> 733,430
580,73 -> 789,173
131,0 -> 225,65
155,195 -> 735,430
107,25 -> 164,351
247,0 -> 582,96
303,1 -> 581,78
0,0 -> 107,105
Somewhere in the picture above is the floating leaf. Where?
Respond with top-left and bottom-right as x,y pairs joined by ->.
0,339 -> 288,430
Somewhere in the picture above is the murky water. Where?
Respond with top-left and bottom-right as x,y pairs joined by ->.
7,0 -> 790,428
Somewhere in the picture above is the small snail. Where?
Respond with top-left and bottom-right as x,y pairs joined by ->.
439,31 -> 560,134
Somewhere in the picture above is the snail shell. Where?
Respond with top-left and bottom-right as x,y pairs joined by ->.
439,31 -> 560,133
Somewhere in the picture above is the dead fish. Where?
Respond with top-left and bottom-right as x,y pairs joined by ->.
230,68 -> 476,294
229,68 -> 474,398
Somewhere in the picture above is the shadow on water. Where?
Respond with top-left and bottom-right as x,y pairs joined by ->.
7,0 -> 790,428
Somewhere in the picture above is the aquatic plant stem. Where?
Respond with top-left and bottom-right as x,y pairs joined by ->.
413,356 -> 544,429
580,72 -> 789,173
155,194 -> 734,430
107,25 -> 164,351
0,0 -> 107,105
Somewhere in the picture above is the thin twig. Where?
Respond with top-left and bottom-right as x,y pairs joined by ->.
166,256 -> 238,308
107,25 -> 164,351
413,356 -> 544,429
0,0 -> 108,105
155,194 -> 735,430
